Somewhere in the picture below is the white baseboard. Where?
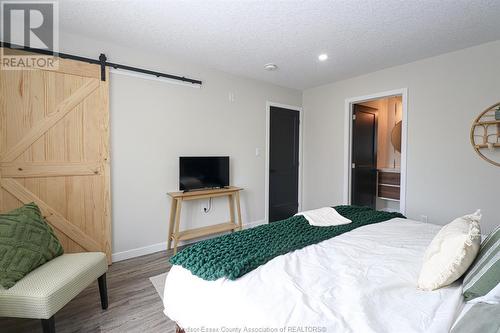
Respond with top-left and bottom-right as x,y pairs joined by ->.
111,219 -> 267,263
112,242 -> 167,262
242,219 -> 266,229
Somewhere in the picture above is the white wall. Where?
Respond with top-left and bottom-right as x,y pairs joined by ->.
303,40 -> 500,233
59,33 -> 302,259
383,97 -> 402,169
359,97 -> 402,169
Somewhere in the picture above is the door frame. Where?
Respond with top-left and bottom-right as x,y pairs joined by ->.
343,88 -> 408,214
265,101 -> 303,224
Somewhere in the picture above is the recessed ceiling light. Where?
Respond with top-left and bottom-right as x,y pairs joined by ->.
318,54 -> 328,61
264,63 -> 278,71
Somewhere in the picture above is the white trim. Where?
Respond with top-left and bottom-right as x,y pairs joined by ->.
112,219 -> 266,262
343,88 -> 408,214
243,219 -> 267,229
265,101 -> 303,224
378,197 -> 400,202
112,242 -> 167,262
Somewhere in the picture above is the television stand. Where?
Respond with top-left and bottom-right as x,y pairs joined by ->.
182,186 -> 226,193
167,186 -> 243,254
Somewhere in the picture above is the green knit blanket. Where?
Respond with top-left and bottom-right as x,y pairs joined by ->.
170,205 -> 405,281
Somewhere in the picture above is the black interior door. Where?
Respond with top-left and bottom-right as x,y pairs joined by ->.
351,105 -> 377,208
269,106 -> 300,222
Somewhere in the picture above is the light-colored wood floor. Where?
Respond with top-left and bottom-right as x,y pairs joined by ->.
1,250 -> 177,333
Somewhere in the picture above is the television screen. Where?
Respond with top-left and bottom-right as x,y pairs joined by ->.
179,156 -> 229,191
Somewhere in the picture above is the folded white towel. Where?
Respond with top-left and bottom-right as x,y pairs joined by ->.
295,207 -> 352,227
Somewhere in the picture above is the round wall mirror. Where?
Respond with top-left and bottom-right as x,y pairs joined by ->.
391,121 -> 402,153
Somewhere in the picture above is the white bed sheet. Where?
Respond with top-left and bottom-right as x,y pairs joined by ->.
164,218 -> 464,332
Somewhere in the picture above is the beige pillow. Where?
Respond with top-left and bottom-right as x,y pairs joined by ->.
418,211 -> 481,291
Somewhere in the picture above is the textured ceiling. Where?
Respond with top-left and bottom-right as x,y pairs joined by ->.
59,0 -> 500,89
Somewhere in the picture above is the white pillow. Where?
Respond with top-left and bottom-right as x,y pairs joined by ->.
418,210 -> 482,291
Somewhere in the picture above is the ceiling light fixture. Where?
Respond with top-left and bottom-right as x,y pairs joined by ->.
264,63 -> 278,71
318,54 -> 328,61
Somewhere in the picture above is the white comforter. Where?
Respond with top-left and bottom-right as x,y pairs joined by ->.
164,218 -> 464,332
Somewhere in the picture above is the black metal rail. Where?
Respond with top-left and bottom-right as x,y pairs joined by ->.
0,42 -> 202,85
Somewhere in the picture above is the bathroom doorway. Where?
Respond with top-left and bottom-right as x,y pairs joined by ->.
344,90 -> 407,213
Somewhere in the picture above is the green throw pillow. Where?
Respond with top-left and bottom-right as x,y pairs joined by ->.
0,203 -> 64,289
462,224 -> 500,301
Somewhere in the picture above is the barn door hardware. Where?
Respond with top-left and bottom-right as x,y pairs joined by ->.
99,53 -> 107,81
0,41 -> 203,85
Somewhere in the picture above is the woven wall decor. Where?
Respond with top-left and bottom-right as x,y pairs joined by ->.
470,102 -> 500,167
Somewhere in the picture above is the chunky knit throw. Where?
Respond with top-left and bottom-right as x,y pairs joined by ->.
170,205 -> 405,281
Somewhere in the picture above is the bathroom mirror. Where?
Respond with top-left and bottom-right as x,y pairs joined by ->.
391,121 -> 402,153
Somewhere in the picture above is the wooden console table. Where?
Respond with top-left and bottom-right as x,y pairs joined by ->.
167,186 -> 243,254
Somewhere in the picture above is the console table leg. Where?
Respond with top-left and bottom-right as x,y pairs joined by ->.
235,191 -> 243,230
167,198 -> 177,250
173,199 -> 182,254
228,194 -> 236,226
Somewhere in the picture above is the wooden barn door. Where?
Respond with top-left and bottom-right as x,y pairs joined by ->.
0,50 -> 112,262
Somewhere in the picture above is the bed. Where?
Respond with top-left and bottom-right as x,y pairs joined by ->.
163,217 -> 466,332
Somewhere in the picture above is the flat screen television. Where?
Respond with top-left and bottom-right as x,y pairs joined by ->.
179,156 -> 229,191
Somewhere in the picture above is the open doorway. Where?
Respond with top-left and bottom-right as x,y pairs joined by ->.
344,90 -> 407,214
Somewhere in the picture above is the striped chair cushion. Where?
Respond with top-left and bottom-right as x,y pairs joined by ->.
463,225 -> 500,302
0,252 -> 107,319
